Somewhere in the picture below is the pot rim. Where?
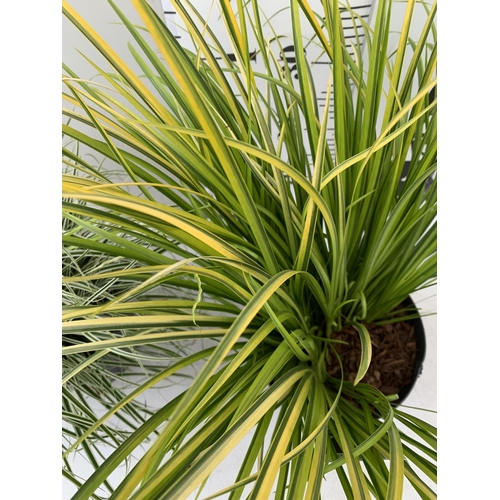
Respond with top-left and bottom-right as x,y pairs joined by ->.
393,295 -> 426,406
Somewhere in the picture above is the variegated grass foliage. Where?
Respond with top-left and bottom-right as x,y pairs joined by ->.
63,166 -> 195,488
62,0 -> 437,498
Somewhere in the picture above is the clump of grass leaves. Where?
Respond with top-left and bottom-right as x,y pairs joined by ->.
63,189 -> 197,493
62,0 -> 437,499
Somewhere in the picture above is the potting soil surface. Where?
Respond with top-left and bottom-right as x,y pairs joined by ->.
326,318 -> 418,396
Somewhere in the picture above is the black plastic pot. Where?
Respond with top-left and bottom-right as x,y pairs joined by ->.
329,296 -> 427,453
394,296 -> 426,405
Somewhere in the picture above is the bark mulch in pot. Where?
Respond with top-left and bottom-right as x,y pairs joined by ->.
326,319 -> 418,397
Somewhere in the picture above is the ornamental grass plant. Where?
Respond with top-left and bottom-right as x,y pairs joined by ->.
62,0 -> 437,498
